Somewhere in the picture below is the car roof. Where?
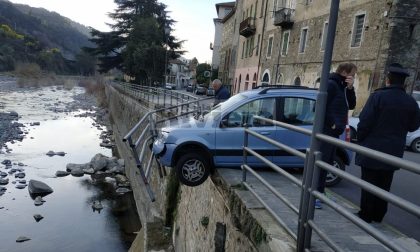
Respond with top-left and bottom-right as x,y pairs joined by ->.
240,86 -> 318,98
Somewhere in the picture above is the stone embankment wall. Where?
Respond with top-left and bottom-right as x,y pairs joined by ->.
105,84 -> 294,251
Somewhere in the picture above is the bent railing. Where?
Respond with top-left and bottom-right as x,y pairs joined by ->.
122,94 -> 213,201
242,115 -> 420,252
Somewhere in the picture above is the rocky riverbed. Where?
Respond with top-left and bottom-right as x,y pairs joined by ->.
0,75 -> 140,252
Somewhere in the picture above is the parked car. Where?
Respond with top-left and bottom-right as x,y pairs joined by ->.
348,116 -> 420,153
195,85 -> 207,95
207,87 -> 215,96
186,85 -> 193,92
153,86 -> 353,187
165,83 -> 176,90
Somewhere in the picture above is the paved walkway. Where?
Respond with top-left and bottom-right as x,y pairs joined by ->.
218,168 -> 420,252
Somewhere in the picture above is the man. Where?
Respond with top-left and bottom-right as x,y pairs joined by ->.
316,63 -> 357,209
355,63 -> 420,223
212,79 -> 230,106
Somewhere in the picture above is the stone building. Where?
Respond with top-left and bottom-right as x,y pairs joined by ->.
217,0 -> 420,112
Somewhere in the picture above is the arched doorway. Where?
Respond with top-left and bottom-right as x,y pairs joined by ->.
245,74 -> 249,90
294,77 -> 301,86
252,73 -> 257,88
238,75 -> 242,93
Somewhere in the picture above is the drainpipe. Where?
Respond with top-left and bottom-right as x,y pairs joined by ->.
256,0 -> 269,84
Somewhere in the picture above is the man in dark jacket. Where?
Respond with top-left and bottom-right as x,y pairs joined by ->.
212,79 -> 230,106
316,63 -> 357,209
356,63 -> 420,223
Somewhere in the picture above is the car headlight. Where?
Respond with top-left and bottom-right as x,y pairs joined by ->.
158,131 -> 169,141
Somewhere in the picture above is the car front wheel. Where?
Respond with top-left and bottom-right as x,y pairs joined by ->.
175,152 -> 210,187
325,156 -> 345,187
411,138 -> 420,153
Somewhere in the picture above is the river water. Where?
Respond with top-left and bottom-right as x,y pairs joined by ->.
0,78 -> 140,252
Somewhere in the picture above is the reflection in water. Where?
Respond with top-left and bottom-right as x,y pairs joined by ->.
0,84 -> 141,252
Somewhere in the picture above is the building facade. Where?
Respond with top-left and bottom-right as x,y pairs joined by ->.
217,0 -> 420,112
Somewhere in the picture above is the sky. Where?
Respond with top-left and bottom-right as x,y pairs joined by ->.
8,0 -> 227,63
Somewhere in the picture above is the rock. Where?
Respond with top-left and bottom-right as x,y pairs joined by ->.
92,200 -> 103,210
33,214 -> 44,222
18,162 -> 24,166
117,159 -> 125,167
34,196 -> 43,206
0,172 -> 7,177
66,163 -> 90,172
0,187 -> 6,191
46,151 -> 55,156
32,122 -> 40,126
16,184 -> 26,189
16,236 -> 31,243
28,180 -> 53,196
71,169 -> 84,177
0,178 -> 9,185
83,168 -> 95,174
91,153 -> 108,171
116,187 -> 131,194
19,180 -> 26,184
15,172 -> 25,179
109,166 -> 124,174
54,151 -> 66,156
1,159 -> 11,165
55,171 -> 70,177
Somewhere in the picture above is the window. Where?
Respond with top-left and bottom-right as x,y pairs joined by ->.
267,35 -> 274,58
249,37 -> 255,57
282,97 -> 315,125
256,34 -> 260,55
255,1 -> 258,17
245,39 -> 249,58
241,41 -> 245,58
226,98 -> 276,127
320,22 -> 328,51
299,28 -> 308,53
250,5 -> 253,18
281,31 -> 290,56
260,0 -> 265,17
351,14 -> 365,47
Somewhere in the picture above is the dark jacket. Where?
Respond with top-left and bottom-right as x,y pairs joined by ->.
324,73 -> 356,136
355,85 -> 420,171
214,85 -> 230,105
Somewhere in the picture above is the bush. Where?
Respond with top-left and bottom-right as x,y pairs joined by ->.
80,76 -> 108,107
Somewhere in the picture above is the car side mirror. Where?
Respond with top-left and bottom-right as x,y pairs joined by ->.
220,118 -> 228,128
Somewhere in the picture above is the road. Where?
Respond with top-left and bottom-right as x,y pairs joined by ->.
331,150 -> 420,241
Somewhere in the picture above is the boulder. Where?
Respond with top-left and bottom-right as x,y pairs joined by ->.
1,159 -> 11,165
16,184 -> 26,189
82,168 -> 95,174
116,187 -> 131,194
0,178 -> 9,185
90,153 -> 108,171
33,214 -> 44,222
55,171 -> 70,177
117,159 -> 125,167
46,151 -> 55,156
92,200 -> 103,210
16,236 -> 31,243
34,196 -> 43,206
54,151 -> 66,156
66,163 -> 90,172
28,180 -> 53,197
71,169 -> 84,177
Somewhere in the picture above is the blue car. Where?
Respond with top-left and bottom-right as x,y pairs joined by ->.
153,86 -> 353,187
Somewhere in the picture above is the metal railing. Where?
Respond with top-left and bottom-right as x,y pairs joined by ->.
242,115 -> 420,252
119,82 -> 213,201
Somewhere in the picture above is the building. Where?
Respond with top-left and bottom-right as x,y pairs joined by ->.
217,0 -> 420,112
167,57 -> 194,89
212,2 -> 236,71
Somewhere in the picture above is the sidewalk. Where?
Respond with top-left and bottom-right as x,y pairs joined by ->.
217,168 -> 420,252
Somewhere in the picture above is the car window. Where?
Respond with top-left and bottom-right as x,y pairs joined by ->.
226,98 -> 275,127
282,97 -> 315,125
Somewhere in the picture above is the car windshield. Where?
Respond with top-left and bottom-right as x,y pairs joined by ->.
203,93 -> 248,121
412,92 -> 420,101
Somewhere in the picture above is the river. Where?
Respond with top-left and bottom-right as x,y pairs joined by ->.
0,77 -> 140,252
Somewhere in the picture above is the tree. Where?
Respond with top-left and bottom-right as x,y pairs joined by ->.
86,0 -> 183,84
196,63 -> 211,85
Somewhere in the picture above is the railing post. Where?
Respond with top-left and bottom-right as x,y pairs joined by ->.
297,149 -> 312,249
303,151 -> 322,250
242,124 -> 249,182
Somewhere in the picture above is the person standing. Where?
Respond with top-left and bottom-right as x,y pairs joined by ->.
316,63 -> 357,209
355,63 -> 420,223
212,79 -> 230,106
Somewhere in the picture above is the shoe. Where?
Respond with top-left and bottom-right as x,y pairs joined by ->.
315,199 -> 322,209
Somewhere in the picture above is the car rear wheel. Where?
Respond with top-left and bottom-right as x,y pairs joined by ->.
411,138 -> 420,153
325,156 -> 345,187
175,152 -> 210,187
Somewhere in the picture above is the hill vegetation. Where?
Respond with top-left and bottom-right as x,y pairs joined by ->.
0,0 -> 95,75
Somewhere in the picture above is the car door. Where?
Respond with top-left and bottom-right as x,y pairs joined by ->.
273,96 -> 316,167
214,97 -> 276,167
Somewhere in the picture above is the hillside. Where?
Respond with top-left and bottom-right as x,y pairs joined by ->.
0,0 -> 92,59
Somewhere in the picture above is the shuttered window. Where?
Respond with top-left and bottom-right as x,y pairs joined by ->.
351,14 -> 365,47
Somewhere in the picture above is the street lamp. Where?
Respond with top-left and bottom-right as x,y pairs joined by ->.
164,26 -> 170,88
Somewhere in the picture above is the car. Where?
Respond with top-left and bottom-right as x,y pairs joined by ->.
207,87 -> 215,96
348,116 -> 420,153
186,84 -> 193,92
165,83 -> 176,90
153,86 -> 353,187
195,85 -> 207,95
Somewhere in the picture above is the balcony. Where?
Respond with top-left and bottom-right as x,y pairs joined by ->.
239,17 -> 256,37
273,8 -> 295,28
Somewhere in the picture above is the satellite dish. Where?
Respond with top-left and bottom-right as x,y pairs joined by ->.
204,71 -> 211,78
